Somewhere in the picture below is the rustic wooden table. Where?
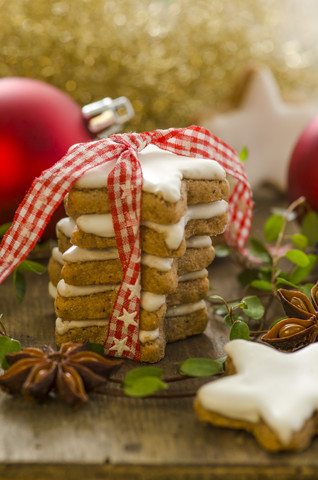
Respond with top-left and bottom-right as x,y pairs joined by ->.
1,187 -> 318,480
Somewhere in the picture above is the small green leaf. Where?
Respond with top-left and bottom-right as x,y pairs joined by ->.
124,366 -> 164,387
123,367 -> 166,397
275,277 -> 299,289
289,254 -> 317,284
264,214 -> 284,243
124,377 -> 167,397
214,245 -> 231,258
230,320 -> 250,340
17,260 -> 46,274
235,304 -> 246,312
179,357 -> 226,377
249,238 -> 273,265
87,342 -> 104,356
0,222 -> 12,237
13,270 -> 26,303
238,146 -> 248,162
284,249 -> 310,267
214,301 -> 241,316
0,336 -> 21,369
207,294 -> 226,303
241,296 -> 264,320
249,280 -> 273,291
291,233 -> 308,250
301,211 -> 318,246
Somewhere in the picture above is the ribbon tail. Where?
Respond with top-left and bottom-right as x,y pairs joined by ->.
0,139 -> 123,284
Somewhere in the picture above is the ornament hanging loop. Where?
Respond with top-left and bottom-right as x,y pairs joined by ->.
82,96 -> 134,138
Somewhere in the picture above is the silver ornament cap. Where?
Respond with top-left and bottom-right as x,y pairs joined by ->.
82,96 -> 134,137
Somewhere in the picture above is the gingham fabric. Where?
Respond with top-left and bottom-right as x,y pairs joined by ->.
0,126 -> 252,360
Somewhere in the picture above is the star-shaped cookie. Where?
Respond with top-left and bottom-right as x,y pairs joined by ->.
195,339 -> 318,451
201,66 -> 316,191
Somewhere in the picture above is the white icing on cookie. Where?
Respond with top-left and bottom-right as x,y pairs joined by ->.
139,328 -> 160,344
75,200 -> 227,249
166,300 -> 207,317
57,279 -> 119,297
52,247 -> 64,265
61,245 -> 173,272
186,200 -> 227,221
55,317 -> 159,344
75,144 -> 226,202
62,245 -> 119,263
141,291 -> 166,312
186,236 -> 212,248
141,253 -> 174,272
178,269 -> 208,282
141,216 -> 186,250
56,217 -> 76,238
76,214 -> 115,238
197,339 -> 318,445
142,200 -> 227,250
57,280 -> 165,313
55,317 -> 108,335
48,281 -> 57,299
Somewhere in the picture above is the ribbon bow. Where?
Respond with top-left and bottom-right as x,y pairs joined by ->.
0,126 -> 252,360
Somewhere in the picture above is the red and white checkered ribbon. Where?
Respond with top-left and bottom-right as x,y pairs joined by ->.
0,126 -> 252,360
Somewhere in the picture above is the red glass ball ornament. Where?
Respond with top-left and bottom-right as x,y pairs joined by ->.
0,77 -> 93,238
288,115 -> 318,211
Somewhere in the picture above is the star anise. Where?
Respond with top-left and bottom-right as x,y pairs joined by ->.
262,282 -> 318,351
0,342 -> 122,408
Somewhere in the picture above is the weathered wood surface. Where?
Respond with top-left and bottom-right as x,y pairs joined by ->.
1,187 -> 318,480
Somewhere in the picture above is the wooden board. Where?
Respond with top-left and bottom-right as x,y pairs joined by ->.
1,187 -> 318,480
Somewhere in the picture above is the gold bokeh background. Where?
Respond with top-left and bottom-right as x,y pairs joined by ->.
1,0 -> 318,132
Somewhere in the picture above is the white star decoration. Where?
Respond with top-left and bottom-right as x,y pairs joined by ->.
197,339 -> 318,446
121,183 -> 133,200
109,336 -> 130,356
201,67 -> 316,191
127,277 -> 141,301
118,308 -> 138,329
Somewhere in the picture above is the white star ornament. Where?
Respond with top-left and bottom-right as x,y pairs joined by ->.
202,67 -> 316,191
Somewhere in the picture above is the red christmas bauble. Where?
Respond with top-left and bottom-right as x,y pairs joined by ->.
0,77 -> 93,238
288,115 -> 318,210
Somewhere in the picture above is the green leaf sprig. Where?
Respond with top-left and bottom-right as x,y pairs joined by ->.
119,357 -> 226,397
238,197 -> 317,297
123,367 -> 167,397
207,295 -> 265,340
0,315 -> 21,370
238,146 -> 249,163
208,197 -> 318,340
179,357 -> 226,377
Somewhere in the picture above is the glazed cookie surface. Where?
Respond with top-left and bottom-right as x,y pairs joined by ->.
195,339 -> 318,451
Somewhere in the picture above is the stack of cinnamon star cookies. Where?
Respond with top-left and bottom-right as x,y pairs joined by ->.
48,145 -> 229,362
